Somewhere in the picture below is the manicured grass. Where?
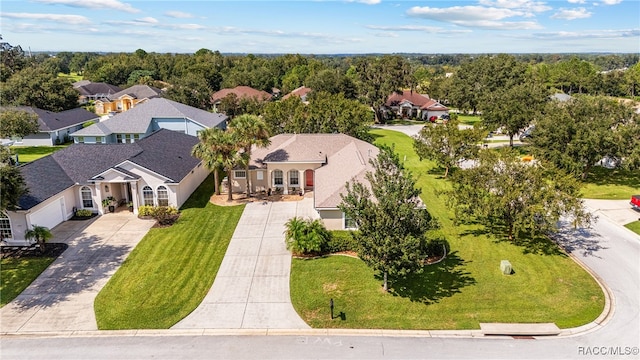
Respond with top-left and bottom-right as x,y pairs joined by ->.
1,256 -> 56,307
581,167 -> 640,200
11,145 -> 69,163
94,175 -> 245,329
457,114 -> 482,125
625,221 -> 640,235
57,72 -> 83,82
290,129 -> 604,330
386,119 -> 424,125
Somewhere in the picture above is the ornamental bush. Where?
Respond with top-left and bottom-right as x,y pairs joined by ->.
285,217 -> 331,255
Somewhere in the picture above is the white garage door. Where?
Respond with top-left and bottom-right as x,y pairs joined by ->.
29,198 -> 65,230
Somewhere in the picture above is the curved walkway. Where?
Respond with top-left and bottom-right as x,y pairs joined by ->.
172,197 -> 316,330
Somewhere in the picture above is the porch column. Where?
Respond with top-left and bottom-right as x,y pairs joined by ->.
95,182 -> 105,215
267,169 -> 272,193
298,170 -> 304,194
131,182 -> 140,214
283,170 -> 289,195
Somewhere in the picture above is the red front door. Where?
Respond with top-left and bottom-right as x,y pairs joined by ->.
305,169 -> 314,187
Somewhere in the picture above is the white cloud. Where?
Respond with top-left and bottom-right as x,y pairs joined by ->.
0,12 -> 91,25
136,17 -> 159,24
600,0 -> 622,4
530,28 -> 640,39
366,25 -> 471,34
406,6 -> 542,29
346,0 -> 382,4
478,0 -> 552,13
104,18 -> 206,30
33,0 -> 140,13
551,7 -> 592,20
165,11 -> 195,19
567,0 -> 586,3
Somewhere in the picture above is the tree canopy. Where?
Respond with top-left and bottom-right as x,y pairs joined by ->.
339,146 -> 436,291
0,146 -> 28,213
447,149 -> 591,244
0,109 -> 40,139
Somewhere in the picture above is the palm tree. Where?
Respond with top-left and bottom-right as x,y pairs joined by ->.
228,114 -> 271,197
25,225 -> 53,254
192,127 -> 243,202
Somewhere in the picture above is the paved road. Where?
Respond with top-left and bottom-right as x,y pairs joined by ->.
172,197 -> 315,329
0,212 -> 155,333
3,208 -> 638,359
373,124 -> 524,148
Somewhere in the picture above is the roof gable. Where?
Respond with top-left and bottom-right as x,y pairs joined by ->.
385,91 -> 431,107
107,84 -> 163,101
211,86 -> 272,102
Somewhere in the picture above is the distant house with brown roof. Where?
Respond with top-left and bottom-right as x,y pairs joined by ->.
94,85 -> 163,115
211,86 -> 273,112
383,90 -> 448,121
73,81 -> 122,105
229,133 -> 379,230
282,86 -> 312,102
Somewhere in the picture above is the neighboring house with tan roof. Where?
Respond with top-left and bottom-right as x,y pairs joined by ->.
211,86 -> 272,112
94,84 -> 163,115
0,106 -> 99,146
230,133 -> 379,230
71,98 -> 227,144
282,86 -> 312,102
383,90 -> 448,121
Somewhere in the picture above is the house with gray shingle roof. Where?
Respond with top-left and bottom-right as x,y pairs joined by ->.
70,98 -> 227,144
0,106 -> 99,146
383,90 -> 449,121
73,81 -> 122,104
2,129 -> 209,245
229,133 -> 379,230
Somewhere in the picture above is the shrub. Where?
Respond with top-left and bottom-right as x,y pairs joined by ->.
75,209 -> 92,217
138,205 -> 154,217
285,217 -> 331,255
327,230 -> 358,253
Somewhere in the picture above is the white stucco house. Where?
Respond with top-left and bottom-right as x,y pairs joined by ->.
1,129 -> 209,245
229,133 -> 380,230
70,98 -> 228,144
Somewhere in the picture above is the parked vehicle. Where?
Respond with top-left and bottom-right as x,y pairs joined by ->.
519,126 -> 535,141
631,195 -> 640,211
428,115 -> 438,123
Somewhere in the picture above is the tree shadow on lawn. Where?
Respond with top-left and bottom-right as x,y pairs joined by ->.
583,167 -> 640,188
389,251 -> 476,305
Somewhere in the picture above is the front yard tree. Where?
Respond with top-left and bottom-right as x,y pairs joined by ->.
229,114 -> 271,197
0,146 -> 28,213
447,149 -> 591,243
413,117 -> 485,178
339,146 -> 435,292
481,80 -> 548,146
192,128 -> 242,199
0,109 -> 40,139
530,95 -> 640,180
25,225 -> 53,254
0,67 -> 78,112
353,55 -> 411,123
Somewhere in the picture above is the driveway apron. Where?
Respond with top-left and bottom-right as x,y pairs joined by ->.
173,197 -> 316,329
0,212 -> 155,333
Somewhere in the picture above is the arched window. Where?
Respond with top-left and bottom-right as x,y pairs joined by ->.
288,170 -> 299,186
157,186 -> 169,207
81,186 -> 93,208
142,186 -> 154,206
0,212 -> 12,240
273,170 -> 283,186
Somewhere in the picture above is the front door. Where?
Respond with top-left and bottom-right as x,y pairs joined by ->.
305,169 -> 314,188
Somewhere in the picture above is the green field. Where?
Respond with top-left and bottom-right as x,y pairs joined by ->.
290,129 -> 604,330
11,145 -> 69,163
94,175 -> 244,329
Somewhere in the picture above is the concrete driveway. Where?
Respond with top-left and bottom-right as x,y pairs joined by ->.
583,199 -> 640,227
0,212 -> 155,333
173,197 -> 316,330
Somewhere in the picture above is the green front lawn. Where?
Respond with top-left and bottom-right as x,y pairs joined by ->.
457,114 -> 482,125
1,256 -> 56,307
290,129 -> 604,330
625,221 -> 640,235
581,167 -> 640,200
11,145 -> 69,163
94,175 -> 244,329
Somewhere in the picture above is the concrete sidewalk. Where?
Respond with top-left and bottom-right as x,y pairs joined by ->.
173,198 -> 316,329
0,212 -> 155,333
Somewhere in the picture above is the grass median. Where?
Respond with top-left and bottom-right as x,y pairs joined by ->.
94,175 -> 244,329
290,129 -> 604,330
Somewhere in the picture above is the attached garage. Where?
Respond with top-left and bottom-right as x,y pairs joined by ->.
28,197 -> 65,230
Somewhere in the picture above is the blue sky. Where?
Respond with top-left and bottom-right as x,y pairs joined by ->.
1,0 -> 638,54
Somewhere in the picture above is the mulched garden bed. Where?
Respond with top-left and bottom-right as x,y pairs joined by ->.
1,243 -> 68,259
